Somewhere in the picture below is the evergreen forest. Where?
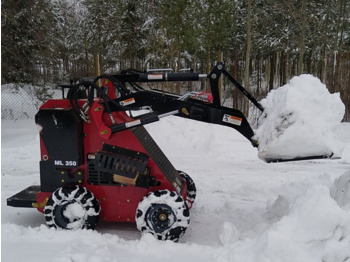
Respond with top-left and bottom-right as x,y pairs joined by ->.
2,0 -> 350,119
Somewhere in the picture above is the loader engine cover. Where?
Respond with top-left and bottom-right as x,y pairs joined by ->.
35,108 -> 84,191
35,108 -> 83,168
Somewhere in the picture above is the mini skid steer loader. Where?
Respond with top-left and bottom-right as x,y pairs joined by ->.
6,62 -> 328,241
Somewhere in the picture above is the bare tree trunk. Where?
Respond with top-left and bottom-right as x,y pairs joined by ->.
298,0 -> 306,75
269,52 -> 275,91
217,51 -> 223,102
243,0 -> 252,115
333,51 -> 340,93
257,52 -> 261,96
232,48 -> 238,109
325,52 -> 335,93
265,56 -> 270,91
284,38 -> 290,84
279,51 -> 283,86
176,46 -> 181,94
283,51 -> 288,85
206,47 -> 211,74
84,33 -> 89,76
321,48 -> 327,83
276,51 -> 280,87
201,59 -> 206,90
307,49 -> 313,74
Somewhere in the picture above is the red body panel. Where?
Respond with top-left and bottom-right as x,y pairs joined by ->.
36,99 -> 186,223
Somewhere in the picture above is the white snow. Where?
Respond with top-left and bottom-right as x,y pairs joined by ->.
255,74 -> 345,161
2,77 -> 350,261
331,170 -> 350,210
2,116 -> 350,262
63,202 -> 86,229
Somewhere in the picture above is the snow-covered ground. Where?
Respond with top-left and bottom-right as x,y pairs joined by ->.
2,74 -> 350,261
2,116 -> 350,262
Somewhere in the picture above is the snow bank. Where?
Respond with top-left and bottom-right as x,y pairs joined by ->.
2,224 -> 215,262
255,74 -> 345,161
217,173 -> 350,262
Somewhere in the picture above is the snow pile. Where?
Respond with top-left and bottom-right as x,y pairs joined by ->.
218,181 -> 350,262
255,74 -> 345,161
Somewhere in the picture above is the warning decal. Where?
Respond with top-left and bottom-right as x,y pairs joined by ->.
125,119 -> 141,128
120,97 -> 136,106
148,74 -> 163,80
222,114 -> 242,126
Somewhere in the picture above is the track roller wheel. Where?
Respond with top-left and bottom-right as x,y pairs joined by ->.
44,185 -> 100,230
178,171 -> 196,207
135,190 -> 190,241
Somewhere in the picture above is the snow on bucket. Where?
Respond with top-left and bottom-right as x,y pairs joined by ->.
254,74 -> 345,162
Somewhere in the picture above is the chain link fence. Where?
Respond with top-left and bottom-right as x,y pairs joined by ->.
1,84 -> 62,120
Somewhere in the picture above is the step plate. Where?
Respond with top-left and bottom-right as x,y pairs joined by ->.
7,185 -> 40,208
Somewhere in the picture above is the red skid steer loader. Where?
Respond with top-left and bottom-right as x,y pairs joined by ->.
7,63 -> 330,241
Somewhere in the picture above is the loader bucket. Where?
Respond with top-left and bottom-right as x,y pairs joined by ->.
254,74 -> 345,163
259,151 -> 336,163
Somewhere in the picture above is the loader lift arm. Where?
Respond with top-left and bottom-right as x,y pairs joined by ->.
95,62 -> 263,146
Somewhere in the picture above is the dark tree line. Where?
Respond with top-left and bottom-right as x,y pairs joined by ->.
2,0 -> 350,119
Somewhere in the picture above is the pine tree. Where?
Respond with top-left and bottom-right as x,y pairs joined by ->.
119,0 -> 147,69
1,0 -> 54,83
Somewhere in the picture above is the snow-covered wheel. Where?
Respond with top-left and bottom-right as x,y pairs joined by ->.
135,190 -> 190,241
178,171 -> 196,207
44,186 -> 101,230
